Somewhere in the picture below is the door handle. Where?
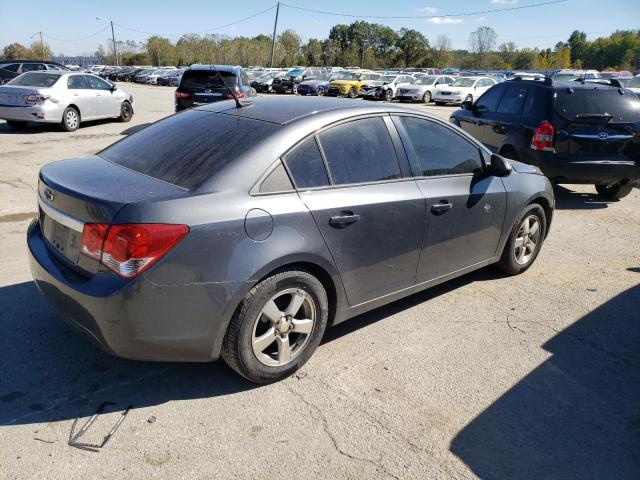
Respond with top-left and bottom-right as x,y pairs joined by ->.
431,202 -> 453,215
329,213 -> 360,228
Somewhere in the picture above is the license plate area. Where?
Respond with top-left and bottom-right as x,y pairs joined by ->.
41,210 -> 82,264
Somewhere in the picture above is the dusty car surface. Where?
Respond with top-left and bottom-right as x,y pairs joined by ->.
28,96 -> 554,383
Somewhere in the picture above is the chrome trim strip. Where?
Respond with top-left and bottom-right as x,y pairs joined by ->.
38,194 -> 85,233
571,134 -> 634,141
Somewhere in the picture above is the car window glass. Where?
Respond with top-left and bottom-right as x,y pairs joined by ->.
8,72 -> 61,87
2,63 -> 20,72
398,116 -> 483,177
22,63 -> 46,72
85,75 -> 111,90
522,87 -> 548,116
496,86 -> 528,114
476,85 -> 504,111
283,138 -> 329,189
318,117 -> 401,185
67,75 -> 89,89
259,161 -> 294,193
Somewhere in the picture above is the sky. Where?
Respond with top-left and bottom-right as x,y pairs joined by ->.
1,0 -> 639,56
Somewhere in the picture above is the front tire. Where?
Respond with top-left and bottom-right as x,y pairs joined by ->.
595,182 -> 635,200
422,91 -> 432,103
347,87 -> 357,99
316,86 -> 325,96
384,89 -> 393,101
221,269 -> 329,384
496,204 -> 546,275
118,101 -> 133,122
6,120 -> 28,129
60,107 -> 80,132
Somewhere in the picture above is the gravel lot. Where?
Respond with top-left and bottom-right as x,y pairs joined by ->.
1,83 -> 638,479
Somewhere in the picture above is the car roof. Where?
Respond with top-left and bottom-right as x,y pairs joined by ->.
188,64 -> 242,73
195,96 -> 433,126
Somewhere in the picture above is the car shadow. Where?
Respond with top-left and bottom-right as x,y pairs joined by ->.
0,118 -> 121,135
1,267 -> 502,427
0,281 -> 258,427
450,284 -> 640,479
553,185 -> 614,210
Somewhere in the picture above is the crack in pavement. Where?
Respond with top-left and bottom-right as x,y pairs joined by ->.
284,382 -> 403,480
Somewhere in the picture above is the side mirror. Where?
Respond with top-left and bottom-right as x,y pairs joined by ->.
110,84 -> 117,92
489,154 -> 512,177
461,100 -> 474,110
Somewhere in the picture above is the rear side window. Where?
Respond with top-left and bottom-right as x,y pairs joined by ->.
99,110 -> 280,190
496,86 -> 528,114
67,75 -> 89,89
283,138 -> 329,189
318,117 -> 401,185
554,88 -> 640,123
180,70 -> 237,91
8,72 -> 61,87
397,116 -> 483,177
522,87 -> 549,116
21,63 -> 46,72
1,63 -> 20,72
259,162 -> 294,193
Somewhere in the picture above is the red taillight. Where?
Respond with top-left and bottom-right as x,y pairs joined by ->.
174,91 -> 191,99
25,94 -> 49,104
80,223 -> 189,278
225,92 -> 246,99
530,121 -> 555,151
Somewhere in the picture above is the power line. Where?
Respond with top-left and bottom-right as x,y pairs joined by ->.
279,0 -> 569,20
42,26 -> 109,43
113,5 -> 276,37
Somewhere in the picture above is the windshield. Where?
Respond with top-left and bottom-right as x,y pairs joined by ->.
555,88 -> 640,124
335,72 -> 357,81
627,77 -> 640,88
553,73 -> 578,82
287,69 -> 305,78
416,77 -> 436,85
451,78 -> 476,87
379,75 -> 397,83
179,70 -> 237,90
8,72 -> 61,87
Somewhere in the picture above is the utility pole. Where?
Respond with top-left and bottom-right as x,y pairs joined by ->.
110,21 -> 119,66
269,1 -> 280,68
39,31 -> 45,60
361,40 -> 366,69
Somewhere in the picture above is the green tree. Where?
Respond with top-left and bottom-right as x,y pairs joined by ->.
278,29 -> 301,67
396,28 -> 429,67
468,26 -> 497,69
3,42 -> 32,60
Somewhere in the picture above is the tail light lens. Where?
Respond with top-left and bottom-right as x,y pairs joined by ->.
174,91 -> 191,99
25,94 -> 50,105
225,92 -> 246,99
530,121 -> 555,151
81,223 -> 189,278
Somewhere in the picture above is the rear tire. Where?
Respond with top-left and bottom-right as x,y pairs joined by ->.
6,120 -> 28,129
221,269 -> 329,384
316,86 -> 325,96
118,101 -> 133,122
60,107 -> 80,132
595,182 -> 635,200
496,204 -> 546,276
422,91 -> 432,103
384,89 -> 393,101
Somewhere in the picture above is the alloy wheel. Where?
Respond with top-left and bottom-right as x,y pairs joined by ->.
514,214 -> 541,265
251,288 -> 316,367
65,110 -> 79,130
316,86 -> 325,96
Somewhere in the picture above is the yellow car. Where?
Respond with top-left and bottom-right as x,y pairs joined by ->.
328,70 -> 381,98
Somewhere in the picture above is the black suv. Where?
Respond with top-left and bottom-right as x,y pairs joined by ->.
451,77 -> 640,199
273,68 -> 323,94
175,65 -> 256,112
0,60 -> 68,85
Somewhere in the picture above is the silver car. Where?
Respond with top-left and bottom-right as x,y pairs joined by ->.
396,75 -> 456,103
0,71 -> 134,131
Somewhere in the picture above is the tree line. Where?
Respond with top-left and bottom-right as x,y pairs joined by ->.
2,23 -> 639,71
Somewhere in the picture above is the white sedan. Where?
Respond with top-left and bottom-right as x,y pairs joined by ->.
434,76 -> 497,105
0,71 -> 134,131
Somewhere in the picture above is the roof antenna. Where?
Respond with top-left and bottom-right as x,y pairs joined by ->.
212,66 -> 243,109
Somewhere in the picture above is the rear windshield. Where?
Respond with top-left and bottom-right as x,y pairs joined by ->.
180,70 -> 237,90
8,72 -> 61,87
554,88 -> 640,123
99,110 -> 280,190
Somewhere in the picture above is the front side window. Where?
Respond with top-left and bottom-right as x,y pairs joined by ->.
318,117 -> 401,185
496,86 -> 528,114
476,85 -> 504,111
21,63 -> 46,72
85,75 -> 111,90
1,63 -> 20,72
283,138 -> 329,189
397,116 -> 483,177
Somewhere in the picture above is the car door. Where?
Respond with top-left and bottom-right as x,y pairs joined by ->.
85,75 -> 119,117
458,83 -> 507,149
66,75 -> 98,119
392,115 -> 507,283
480,84 -> 531,150
288,116 -> 425,306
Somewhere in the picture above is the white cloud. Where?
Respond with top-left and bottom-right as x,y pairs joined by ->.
417,6 -> 438,13
427,17 -> 463,24
490,0 -> 519,4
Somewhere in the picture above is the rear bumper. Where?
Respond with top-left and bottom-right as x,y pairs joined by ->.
529,151 -> 640,184
28,220 -> 248,362
0,103 -> 62,123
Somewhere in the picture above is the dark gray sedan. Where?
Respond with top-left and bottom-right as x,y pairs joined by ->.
28,97 -> 554,383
